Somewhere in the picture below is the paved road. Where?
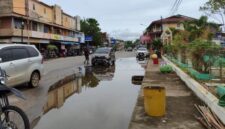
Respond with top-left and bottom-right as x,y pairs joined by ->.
43,51 -> 135,74
9,51 -> 135,127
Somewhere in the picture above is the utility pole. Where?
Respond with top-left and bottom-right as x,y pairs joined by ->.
21,21 -> 24,43
25,0 -> 30,45
161,16 -> 163,32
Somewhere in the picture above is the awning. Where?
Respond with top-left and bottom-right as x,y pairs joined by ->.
61,42 -> 80,45
140,35 -> 152,44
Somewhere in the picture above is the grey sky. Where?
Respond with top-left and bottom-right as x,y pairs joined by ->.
41,0 -> 209,41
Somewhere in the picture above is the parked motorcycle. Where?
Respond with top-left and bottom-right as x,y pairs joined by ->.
0,67 -> 30,129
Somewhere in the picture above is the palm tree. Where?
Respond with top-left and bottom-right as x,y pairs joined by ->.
183,16 -> 209,41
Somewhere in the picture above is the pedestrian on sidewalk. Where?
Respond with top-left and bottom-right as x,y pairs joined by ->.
83,46 -> 90,65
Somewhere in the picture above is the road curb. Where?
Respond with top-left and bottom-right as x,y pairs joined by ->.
162,56 -> 225,125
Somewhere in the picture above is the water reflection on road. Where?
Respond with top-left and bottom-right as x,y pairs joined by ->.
33,58 -> 145,129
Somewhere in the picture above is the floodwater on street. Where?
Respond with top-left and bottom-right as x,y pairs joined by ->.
33,57 -> 145,129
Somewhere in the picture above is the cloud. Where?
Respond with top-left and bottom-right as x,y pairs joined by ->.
42,0 -> 209,40
110,29 -> 141,41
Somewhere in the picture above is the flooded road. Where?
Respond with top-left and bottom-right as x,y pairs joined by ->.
33,57 -> 145,129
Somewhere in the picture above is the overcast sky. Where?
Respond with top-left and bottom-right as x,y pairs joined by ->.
41,0 -> 209,41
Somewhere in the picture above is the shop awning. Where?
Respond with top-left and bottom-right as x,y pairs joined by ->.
61,42 -> 80,45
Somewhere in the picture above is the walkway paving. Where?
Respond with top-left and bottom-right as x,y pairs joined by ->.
129,59 -> 204,129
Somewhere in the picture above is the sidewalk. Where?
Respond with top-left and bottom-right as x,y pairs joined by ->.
128,59 -> 204,129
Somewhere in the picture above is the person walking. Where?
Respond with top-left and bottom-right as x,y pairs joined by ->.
83,46 -> 90,65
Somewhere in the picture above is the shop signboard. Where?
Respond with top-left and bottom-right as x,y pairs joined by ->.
85,36 -> 93,42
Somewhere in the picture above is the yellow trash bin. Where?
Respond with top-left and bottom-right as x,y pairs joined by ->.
143,86 -> 166,117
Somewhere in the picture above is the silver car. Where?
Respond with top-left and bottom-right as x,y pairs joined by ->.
136,47 -> 150,58
0,44 -> 44,87
91,47 -> 115,66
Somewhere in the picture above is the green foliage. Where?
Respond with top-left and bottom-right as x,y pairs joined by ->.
47,45 -> 58,51
152,38 -> 163,51
125,41 -> 133,48
81,18 -> 102,46
200,0 -> 225,30
160,65 -> 173,74
188,39 -> 221,73
183,16 -> 216,42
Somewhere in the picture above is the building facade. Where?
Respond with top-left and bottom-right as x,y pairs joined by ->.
141,15 -> 195,44
0,0 -> 82,51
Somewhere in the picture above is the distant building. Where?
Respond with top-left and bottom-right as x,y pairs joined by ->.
141,14 -> 195,45
0,0 -> 83,50
101,32 -> 110,46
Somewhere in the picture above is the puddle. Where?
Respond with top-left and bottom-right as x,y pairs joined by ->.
33,58 -> 145,129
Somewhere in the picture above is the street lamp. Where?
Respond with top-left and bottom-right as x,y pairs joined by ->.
21,21 -> 24,44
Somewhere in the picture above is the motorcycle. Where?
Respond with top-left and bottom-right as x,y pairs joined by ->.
0,67 -> 30,129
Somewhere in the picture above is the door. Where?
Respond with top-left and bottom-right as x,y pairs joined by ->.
0,48 -> 17,87
11,47 -> 30,85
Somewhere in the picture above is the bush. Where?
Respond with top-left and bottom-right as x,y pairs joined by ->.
160,65 -> 173,73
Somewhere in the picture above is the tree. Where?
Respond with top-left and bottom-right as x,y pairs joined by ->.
125,41 -> 133,48
200,0 -> 225,31
188,39 -> 220,73
152,38 -> 163,51
81,18 -> 102,46
183,16 -> 216,41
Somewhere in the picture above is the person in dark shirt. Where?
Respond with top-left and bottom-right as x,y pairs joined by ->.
83,47 -> 90,64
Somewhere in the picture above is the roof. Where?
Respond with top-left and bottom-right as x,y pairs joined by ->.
0,44 -> 35,49
148,14 -> 196,29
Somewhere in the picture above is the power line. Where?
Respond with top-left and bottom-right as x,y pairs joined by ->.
169,0 -> 182,16
170,0 -> 179,15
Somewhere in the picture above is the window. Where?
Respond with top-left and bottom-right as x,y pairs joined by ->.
14,19 -> 23,29
177,23 -> 181,28
0,49 -> 13,62
26,47 -> 39,57
44,8 -> 46,14
44,25 -> 50,33
32,22 -> 37,31
33,4 -> 36,10
12,48 -> 28,60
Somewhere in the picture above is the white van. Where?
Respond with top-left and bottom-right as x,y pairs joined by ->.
0,44 -> 44,87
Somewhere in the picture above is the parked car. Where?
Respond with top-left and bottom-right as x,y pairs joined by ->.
126,47 -> 133,52
91,47 -> 115,66
0,44 -> 44,88
136,47 -> 150,59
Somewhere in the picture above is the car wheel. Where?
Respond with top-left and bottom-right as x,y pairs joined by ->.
29,71 -> 40,88
112,60 -> 115,65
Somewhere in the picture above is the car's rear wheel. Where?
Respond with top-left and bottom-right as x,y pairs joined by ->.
29,71 -> 40,88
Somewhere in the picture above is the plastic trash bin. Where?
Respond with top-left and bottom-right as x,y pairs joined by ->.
143,86 -> 166,117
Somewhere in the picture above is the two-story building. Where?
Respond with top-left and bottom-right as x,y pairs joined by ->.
0,0 -> 83,52
141,14 -> 195,45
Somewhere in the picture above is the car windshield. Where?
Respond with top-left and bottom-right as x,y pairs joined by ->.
138,48 -> 147,51
95,48 -> 110,54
